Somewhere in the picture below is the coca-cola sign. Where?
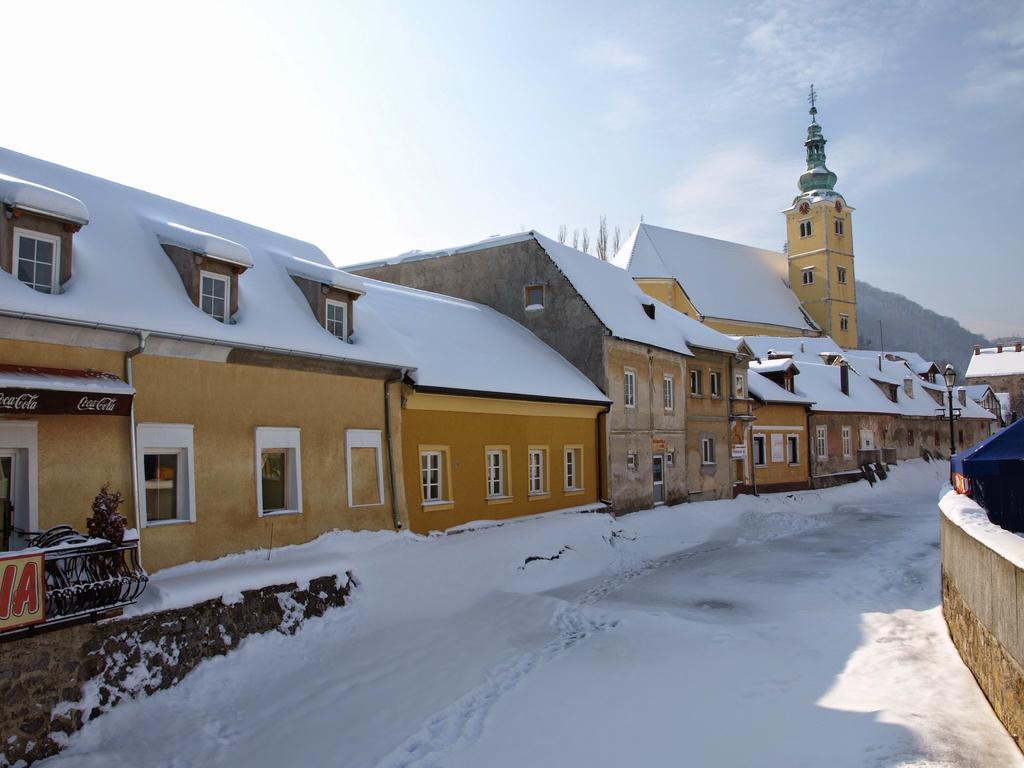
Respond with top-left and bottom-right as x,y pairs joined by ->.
0,388 -> 132,416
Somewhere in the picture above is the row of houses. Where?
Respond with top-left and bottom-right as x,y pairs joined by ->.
0,147 -> 995,573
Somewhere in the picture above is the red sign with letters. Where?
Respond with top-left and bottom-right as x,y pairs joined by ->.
0,552 -> 45,632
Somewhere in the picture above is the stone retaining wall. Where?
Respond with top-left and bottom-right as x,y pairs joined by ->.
1,571 -> 357,766
940,506 -> 1024,753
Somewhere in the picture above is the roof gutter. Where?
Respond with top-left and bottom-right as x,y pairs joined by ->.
409,383 -> 610,408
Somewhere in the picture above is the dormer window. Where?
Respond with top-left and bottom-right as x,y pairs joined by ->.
14,229 -> 60,294
158,223 -> 252,324
325,299 -> 348,340
200,271 -> 230,323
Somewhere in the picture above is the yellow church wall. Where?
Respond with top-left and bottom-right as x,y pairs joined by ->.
401,391 -> 603,533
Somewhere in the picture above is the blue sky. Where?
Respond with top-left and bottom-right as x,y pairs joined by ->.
4,1 -> 1021,337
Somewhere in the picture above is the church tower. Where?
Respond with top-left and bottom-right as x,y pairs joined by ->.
785,86 -> 858,349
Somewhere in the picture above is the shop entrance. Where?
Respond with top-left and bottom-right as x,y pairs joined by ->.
652,454 -> 665,505
1,452 -> 15,550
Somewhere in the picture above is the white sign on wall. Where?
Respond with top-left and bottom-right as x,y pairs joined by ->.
770,433 -> 785,463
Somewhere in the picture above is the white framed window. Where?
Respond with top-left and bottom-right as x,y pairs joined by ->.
663,376 -> 675,411
753,434 -> 767,467
799,220 -> 813,238
421,451 -> 443,502
701,437 -> 716,465
787,434 -> 800,465
834,219 -> 844,236
816,425 -> 828,461
842,426 -> 852,458
801,267 -> 814,285
839,313 -> 849,332
624,368 -> 637,408
709,371 -> 721,398
346,429 -> 384,508
565,445 -> 583,490
666,450 -> 675,467
13,228 -> 61,294
837,266 -> 847,284
734,373 -> 745,398
136,424 -> 197,526
325,299 -> 348,340
256,427 -> 302,516
626,452 -> 638,472
528,447 -> 547,495
486,447 -> 509,498
200,270 -> 230,323
524,284 -> 544,309
690,369 -> 703,396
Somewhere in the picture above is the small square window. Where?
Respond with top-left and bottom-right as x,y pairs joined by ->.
200,271 -> 230,323
325,299 -> 348,340
801,267 -> 814,286
13,229 -> 61,294
524,284 -> 544,309
626,452 -> 638,471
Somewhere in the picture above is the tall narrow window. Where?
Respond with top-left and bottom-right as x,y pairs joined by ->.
839,314 -> 849,332
565,446 -> 583,491
734,374 -> 745,398
137,424 -> 196,526
841,426 -> 852,458
799,220 -> 813,238
200,271 -> 230,323
325,299 -> 348,340
816,425 -> 828,460
787,434 -> 800,465
13,229 -> 60,294
255,427 -> 302,516
663,376 -> 675,411
837,266 -> 847,284
624,369 -> 636,408
421,451 -> 443,502
701,437 -> 716,465
801,267 -> 814,285
690,369 -> 703,395
834,219 -> 844,236
346,429 -> 384,508
486,448 -> 508,498
528,447 -> 547,495
709,371 -> 721,397
753,434 -> 767,467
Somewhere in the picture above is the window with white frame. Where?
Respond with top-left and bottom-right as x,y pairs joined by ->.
734,373 -> 745,398
325,299 -> 348,340
200,270 -> 230,323
690,369 -> 703,396
799,220 -> 813,238
839,313 -> 849,332
137,424 -> 196,525
834,219 -> 844,236
565,446 -> 583,490
663,376 -> 675,411
837,266 -> 847,284
841,426 -> 852,457
256,427 -> 302,515
420,450 -> 445,502
816,425 -> 828,460
666,450 -> 674,467
624,369 -> 637,408
13,229 -> 61,294
626,452 -> 637,471
528,447 -> 547,495
709,371 -> 720,397
753,434 -> 767,467
787,434 -> 800,465
701,437 -> 716,465
801,267 -> 814,285
486,447 -> 509,498
346,429 -> 384,507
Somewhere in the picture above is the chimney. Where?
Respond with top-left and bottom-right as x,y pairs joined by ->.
974,345 -> 981,355
840,363 -> 850,395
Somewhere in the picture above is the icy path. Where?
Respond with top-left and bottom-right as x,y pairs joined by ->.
42,462 -> 1022,768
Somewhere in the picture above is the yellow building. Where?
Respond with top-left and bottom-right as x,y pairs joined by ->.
744,365 -> 813,493
0,149 -> 609,571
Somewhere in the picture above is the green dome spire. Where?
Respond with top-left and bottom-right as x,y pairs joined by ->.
798,85 -> 838,194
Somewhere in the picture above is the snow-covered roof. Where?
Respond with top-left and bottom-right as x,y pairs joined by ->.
612,223 -> 817,332
0,172 -> 89,224
881,350 -> 939,376
966,345 -> 1024,378
0,149 -> 608,404
355,231 -> 743,357
962,384 -> 994,403
278,253 -> 366,295
155,221 -> 254,269
747,369 -> 813,406
741,334 -> 842,362
749,357 -> 799,375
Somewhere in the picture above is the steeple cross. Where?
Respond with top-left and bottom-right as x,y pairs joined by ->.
808,84 -> 818,121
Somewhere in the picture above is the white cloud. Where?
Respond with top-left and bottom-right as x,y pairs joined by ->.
957,6 -> 1024,106
829,133 -> 942,192
576,39 -> 650,73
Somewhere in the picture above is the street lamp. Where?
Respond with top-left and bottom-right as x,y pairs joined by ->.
943,364 -> 958,479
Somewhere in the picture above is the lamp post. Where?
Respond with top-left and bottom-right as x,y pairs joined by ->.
943,363 -> 957,482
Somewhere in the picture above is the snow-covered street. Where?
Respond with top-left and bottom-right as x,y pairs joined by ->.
43,461 -> 1022,767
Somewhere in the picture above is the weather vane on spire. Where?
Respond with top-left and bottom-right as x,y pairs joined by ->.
808,84 -> 818,122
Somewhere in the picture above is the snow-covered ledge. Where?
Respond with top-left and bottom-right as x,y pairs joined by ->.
940,489 -> 1024,755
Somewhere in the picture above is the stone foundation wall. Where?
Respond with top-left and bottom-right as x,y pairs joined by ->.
0,571 -> 357,766
940,509 -> 1024,754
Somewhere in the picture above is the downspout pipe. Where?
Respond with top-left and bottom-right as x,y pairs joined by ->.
125,331 -> 149,565
597,403 -> 612,506
384,369 -> 408,530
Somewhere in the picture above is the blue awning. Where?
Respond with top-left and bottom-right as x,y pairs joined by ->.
952,418 -> 1024,478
